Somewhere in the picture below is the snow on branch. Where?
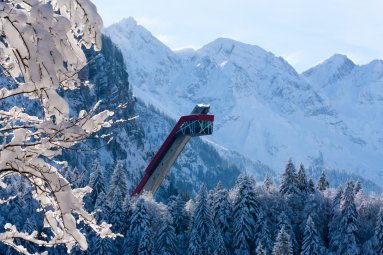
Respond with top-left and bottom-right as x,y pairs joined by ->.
0,195 -> 16,204
0,0 -> 119,254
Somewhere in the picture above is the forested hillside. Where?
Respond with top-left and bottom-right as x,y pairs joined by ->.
1,160 -> 382,254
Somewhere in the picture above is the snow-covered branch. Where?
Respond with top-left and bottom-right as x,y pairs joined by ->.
0,0 -> 119,254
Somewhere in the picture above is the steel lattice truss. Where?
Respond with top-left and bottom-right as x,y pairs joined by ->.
176,120 -> 213,137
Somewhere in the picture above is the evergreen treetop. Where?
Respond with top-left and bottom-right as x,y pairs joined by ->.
272,226 -> 293,255
297,163 -> 309,193
301,216 -> 324,255
317,171 -> 330,191
337,181 -> 360,255
107,160 -> 128,205
232,175 -> 260,253
279,159 -> 299,197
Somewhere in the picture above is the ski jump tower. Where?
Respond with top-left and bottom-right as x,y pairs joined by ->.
132,104 -> 214,196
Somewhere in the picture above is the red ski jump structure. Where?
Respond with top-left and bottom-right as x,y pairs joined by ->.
132,104 -> 214,196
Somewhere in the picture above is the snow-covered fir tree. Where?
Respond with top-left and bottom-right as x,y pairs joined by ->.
207,225 -> 218,255
279,159 -> 300,197
213,229 -> 229,255
156,217 -> 177,255
122,194 -> 133,232
188,185 -> 213,254
329,186 -> 343,251
87,160 -> 106,210
255,243 -> 267,255
302,191 -> 331,247
188,229 -> 203,255
355,181 -> 363,194
317,171 -> 329,191
168,195 -> 190,234
332,186 -> 344,211
107,160 -> 128,206
108,188 -> 126,234
279,160 -> 305,248
337,180 -> 360,254
307,179 -> 315,193
301,216 -> 324,255
94,191 -> 108,222
90,236 -> 116,255
263,174 -> 274,193
123,198 -> 150,255
138,228 -> 153,255
211,181 -> 232,248
168,195 -> 190,252
254,211 -> 273,254
272,226 -> 293,255
355,184 -> 377,247
77,171 -> 91,189
232,175 -> 260,254
107,188 -> 126,253
297,163 -> 309,194
276,211 -> 298,255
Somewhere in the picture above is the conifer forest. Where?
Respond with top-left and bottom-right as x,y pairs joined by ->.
1,160 -> 382,254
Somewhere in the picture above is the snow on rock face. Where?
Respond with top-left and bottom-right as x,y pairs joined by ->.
105,17 -> 181,92
302,54 -> 356,88
106,17 -> 383,186
195,37 -> 331,116
303,56 -> 383,161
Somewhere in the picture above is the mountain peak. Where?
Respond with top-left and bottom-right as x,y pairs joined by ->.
199,37 -> 265,56
108,17 -> 153,38
304,54 -> 355,74
119,17 -> 138,27
198,37 -> 278,67
303,54 -> 355,85
209,37 -> 243,47
367,59 -> 383,69
325,54 -> 355,67
106,16 -> 172,54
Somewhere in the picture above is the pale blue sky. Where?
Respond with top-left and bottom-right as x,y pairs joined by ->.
92,0 -> 383,72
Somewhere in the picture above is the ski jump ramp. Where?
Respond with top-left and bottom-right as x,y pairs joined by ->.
132,104 -> 214,196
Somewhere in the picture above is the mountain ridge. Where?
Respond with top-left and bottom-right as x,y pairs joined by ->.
105,17 -> 383,187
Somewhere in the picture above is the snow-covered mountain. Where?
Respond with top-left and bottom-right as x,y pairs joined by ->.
60,35 -> 265,197
2,34 -> 265,200
303,54 -> 383,153
105,17 -> 383,186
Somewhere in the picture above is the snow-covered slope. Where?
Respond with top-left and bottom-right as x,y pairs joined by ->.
70,35 -> 258,196
105,17 -> 383,185
303,55 -> 383,152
